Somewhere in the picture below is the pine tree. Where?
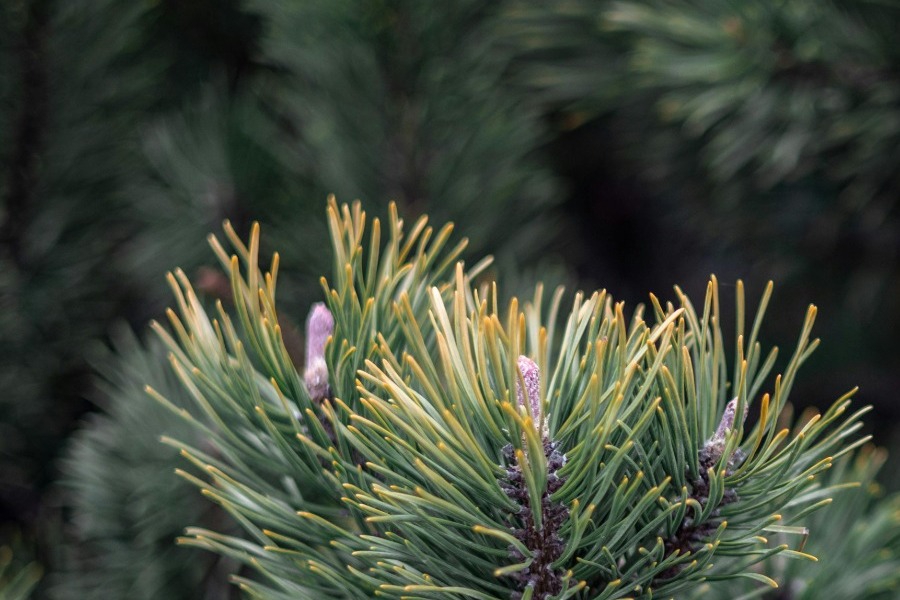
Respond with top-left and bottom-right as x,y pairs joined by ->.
146,198 -> 891,598
6,1 -> 898,597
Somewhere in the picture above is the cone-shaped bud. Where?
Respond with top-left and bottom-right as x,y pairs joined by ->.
304,303 -> 334,402
703,397 -> 749,466
516,356 -> 545,436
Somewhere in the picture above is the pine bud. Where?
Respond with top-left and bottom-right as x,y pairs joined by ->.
304,303 -> 334,402
702,397 -> 748,467
516,356 -> 545,436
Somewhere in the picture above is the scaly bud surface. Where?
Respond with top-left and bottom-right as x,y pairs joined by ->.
516,356 -> 545,436
701,397 -> 749,468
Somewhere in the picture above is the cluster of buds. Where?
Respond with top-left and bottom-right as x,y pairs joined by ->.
500,356 -> 567,599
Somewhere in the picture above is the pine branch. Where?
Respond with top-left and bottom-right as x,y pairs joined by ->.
693,445 -> 900,600
53,327 -> 234,600
153,200 -> 877,598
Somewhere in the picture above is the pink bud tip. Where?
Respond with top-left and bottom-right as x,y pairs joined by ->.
305,303 -> 333,366
304,303 -> 334,401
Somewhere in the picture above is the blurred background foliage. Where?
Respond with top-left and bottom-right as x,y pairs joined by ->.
0,0 -> 898,596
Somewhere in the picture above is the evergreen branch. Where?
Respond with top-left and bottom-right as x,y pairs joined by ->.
156,200 -> 873,598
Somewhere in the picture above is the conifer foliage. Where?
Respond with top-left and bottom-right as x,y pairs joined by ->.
154,199 -> 878,598
55,329 -> 234,600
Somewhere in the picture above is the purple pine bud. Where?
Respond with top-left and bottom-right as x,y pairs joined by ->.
304,303 -> 334,402
713,397 -> 748,442
703,397 -> 749,466
516,356 -> 544,435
